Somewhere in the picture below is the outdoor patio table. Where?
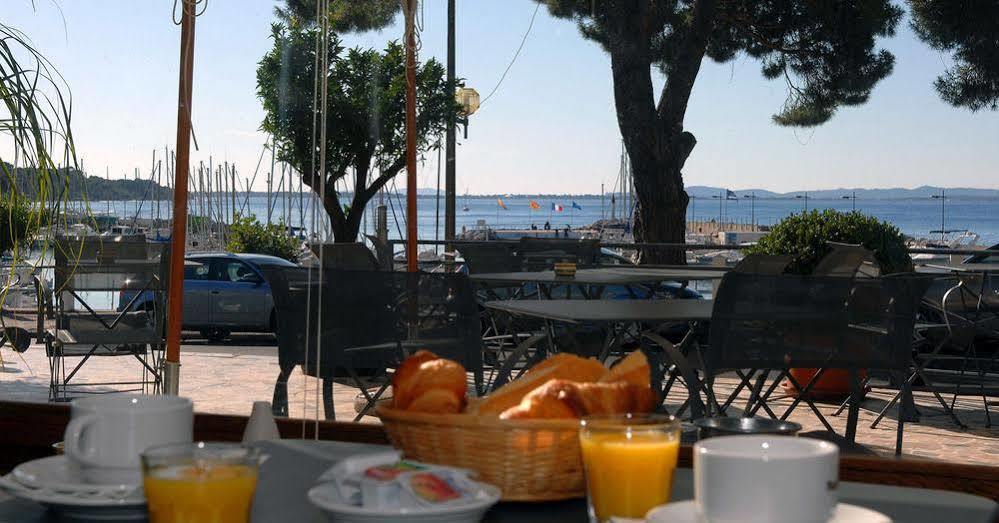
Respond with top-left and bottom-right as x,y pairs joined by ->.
483,297 -> 714,324
3,439 -> 995,522
470,267 -> 727,299
483,299 -> 713,412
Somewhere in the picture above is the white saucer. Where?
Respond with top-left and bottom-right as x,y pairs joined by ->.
0,457 -> 146,521
646,501 -> 891,523
12,455 -> 138,493
308,480 -> 501,523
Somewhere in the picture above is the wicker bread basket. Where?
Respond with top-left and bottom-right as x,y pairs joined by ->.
378,406 -> 584,501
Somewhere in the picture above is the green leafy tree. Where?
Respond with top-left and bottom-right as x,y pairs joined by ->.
257,18 -> 456,243
910,0 -> 999,111
536,1 -> 904,263
746,210 -> 913,275
274,0 -> 398,31
226,214 -> 300,262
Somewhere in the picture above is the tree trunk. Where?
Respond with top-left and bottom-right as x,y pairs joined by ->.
328,207 -> 365,243
631,151 -> 689,265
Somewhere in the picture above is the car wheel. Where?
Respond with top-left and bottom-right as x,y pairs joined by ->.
200,328 -> 230,343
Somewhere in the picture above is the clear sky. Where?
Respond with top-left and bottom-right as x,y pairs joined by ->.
5,0 -> 998,194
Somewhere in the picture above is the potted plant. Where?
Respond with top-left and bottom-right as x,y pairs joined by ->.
745,210 -> 914,399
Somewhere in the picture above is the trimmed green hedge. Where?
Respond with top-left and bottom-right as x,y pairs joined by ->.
226,214 -> 300,263
745,210 -> 913,275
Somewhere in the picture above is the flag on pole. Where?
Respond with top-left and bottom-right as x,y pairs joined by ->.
726,189 -> 738,200
529,200 -> 541,210
497,198 -> 507,210
552,203 -> 564,212
572,201 -> 583,210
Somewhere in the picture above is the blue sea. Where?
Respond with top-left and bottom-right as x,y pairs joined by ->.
79,193 -> 999,247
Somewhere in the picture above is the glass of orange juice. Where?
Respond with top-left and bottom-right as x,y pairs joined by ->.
141,442 -> 260,523
580,414 -> 681,522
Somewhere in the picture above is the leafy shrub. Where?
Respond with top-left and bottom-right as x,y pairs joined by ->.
0,195 -> 34,256
746,210 -> 913,275
226,214 -> 300,262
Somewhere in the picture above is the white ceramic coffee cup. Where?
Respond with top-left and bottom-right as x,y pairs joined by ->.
64,394 -> 193,485
693,435 -> 838,523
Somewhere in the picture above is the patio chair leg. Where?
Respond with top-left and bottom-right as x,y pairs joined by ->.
490,333 -> 547,391
915,368 -> 967,429
272,365 -> 293,417
838,374 -> 879,420
354,381 -> 391,422
894,380 -> 915,456
720,369 -> 758,415
322,379 -> 335,421
782,371 -> 836,434
845,370 -> 862,442
745,370 -> 769,417
871,387 -> 904,429
643,332 -> 704,420
748,371 -> 785,419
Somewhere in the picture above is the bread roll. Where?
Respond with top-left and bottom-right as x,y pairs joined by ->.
498,379 -> 656,420
600,350 -> 652,388
392,350 -> 467,413
468,353 -> 608,416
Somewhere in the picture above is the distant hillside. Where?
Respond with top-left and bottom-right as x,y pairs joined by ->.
1,164 -> 172,201
686,185 -> 999,199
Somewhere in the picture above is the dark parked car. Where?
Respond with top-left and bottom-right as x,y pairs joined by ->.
121,252 -> 297,342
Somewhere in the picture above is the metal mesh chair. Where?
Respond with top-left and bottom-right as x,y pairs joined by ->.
699,271 -> 930,453
812,242 -> 880,278
517,237 -> 600,271
457,242 -> 519,274
42,236 -> 169,401
265,267 -> 484,420
894,270 -> 999,428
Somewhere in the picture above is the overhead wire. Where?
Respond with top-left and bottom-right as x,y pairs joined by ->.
478,3 -> 541,107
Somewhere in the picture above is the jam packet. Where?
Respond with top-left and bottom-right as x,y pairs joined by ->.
318,452 -> 480,510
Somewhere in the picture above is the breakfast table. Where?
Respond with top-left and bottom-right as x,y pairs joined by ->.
2,439 -> 995,522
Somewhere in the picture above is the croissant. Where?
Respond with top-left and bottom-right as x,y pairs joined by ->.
498,379 -> 656,420
598,351 -> 658,409
468,353 -> 608,416
392,350 -> 467,414
600,351 -> 653,389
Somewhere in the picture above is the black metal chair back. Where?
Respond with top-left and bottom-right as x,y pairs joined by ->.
702,271 -> 930,452
457,242 -> 519,274
265,266 -> 396,378
265,267 -> 484,418
51,236 -> 169,345
732,254 -> 792,275
707,272 -> 927,373
517,237 -> 600,270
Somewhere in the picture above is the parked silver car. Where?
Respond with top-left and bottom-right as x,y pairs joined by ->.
123,252 -> 297,342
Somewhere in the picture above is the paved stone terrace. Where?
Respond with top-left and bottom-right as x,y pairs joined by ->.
2,336 -> 997,465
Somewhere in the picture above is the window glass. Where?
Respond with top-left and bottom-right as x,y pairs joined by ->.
183,260 -> 210,280
214,260 -> 258,283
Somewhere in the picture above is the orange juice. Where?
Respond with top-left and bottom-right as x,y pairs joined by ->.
143,464 -> 257,523
580,431 -> 680,521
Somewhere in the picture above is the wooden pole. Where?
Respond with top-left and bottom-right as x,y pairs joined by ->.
444,0 -> 456,247
404,0 -> 418,273
164,0 -> 197,395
